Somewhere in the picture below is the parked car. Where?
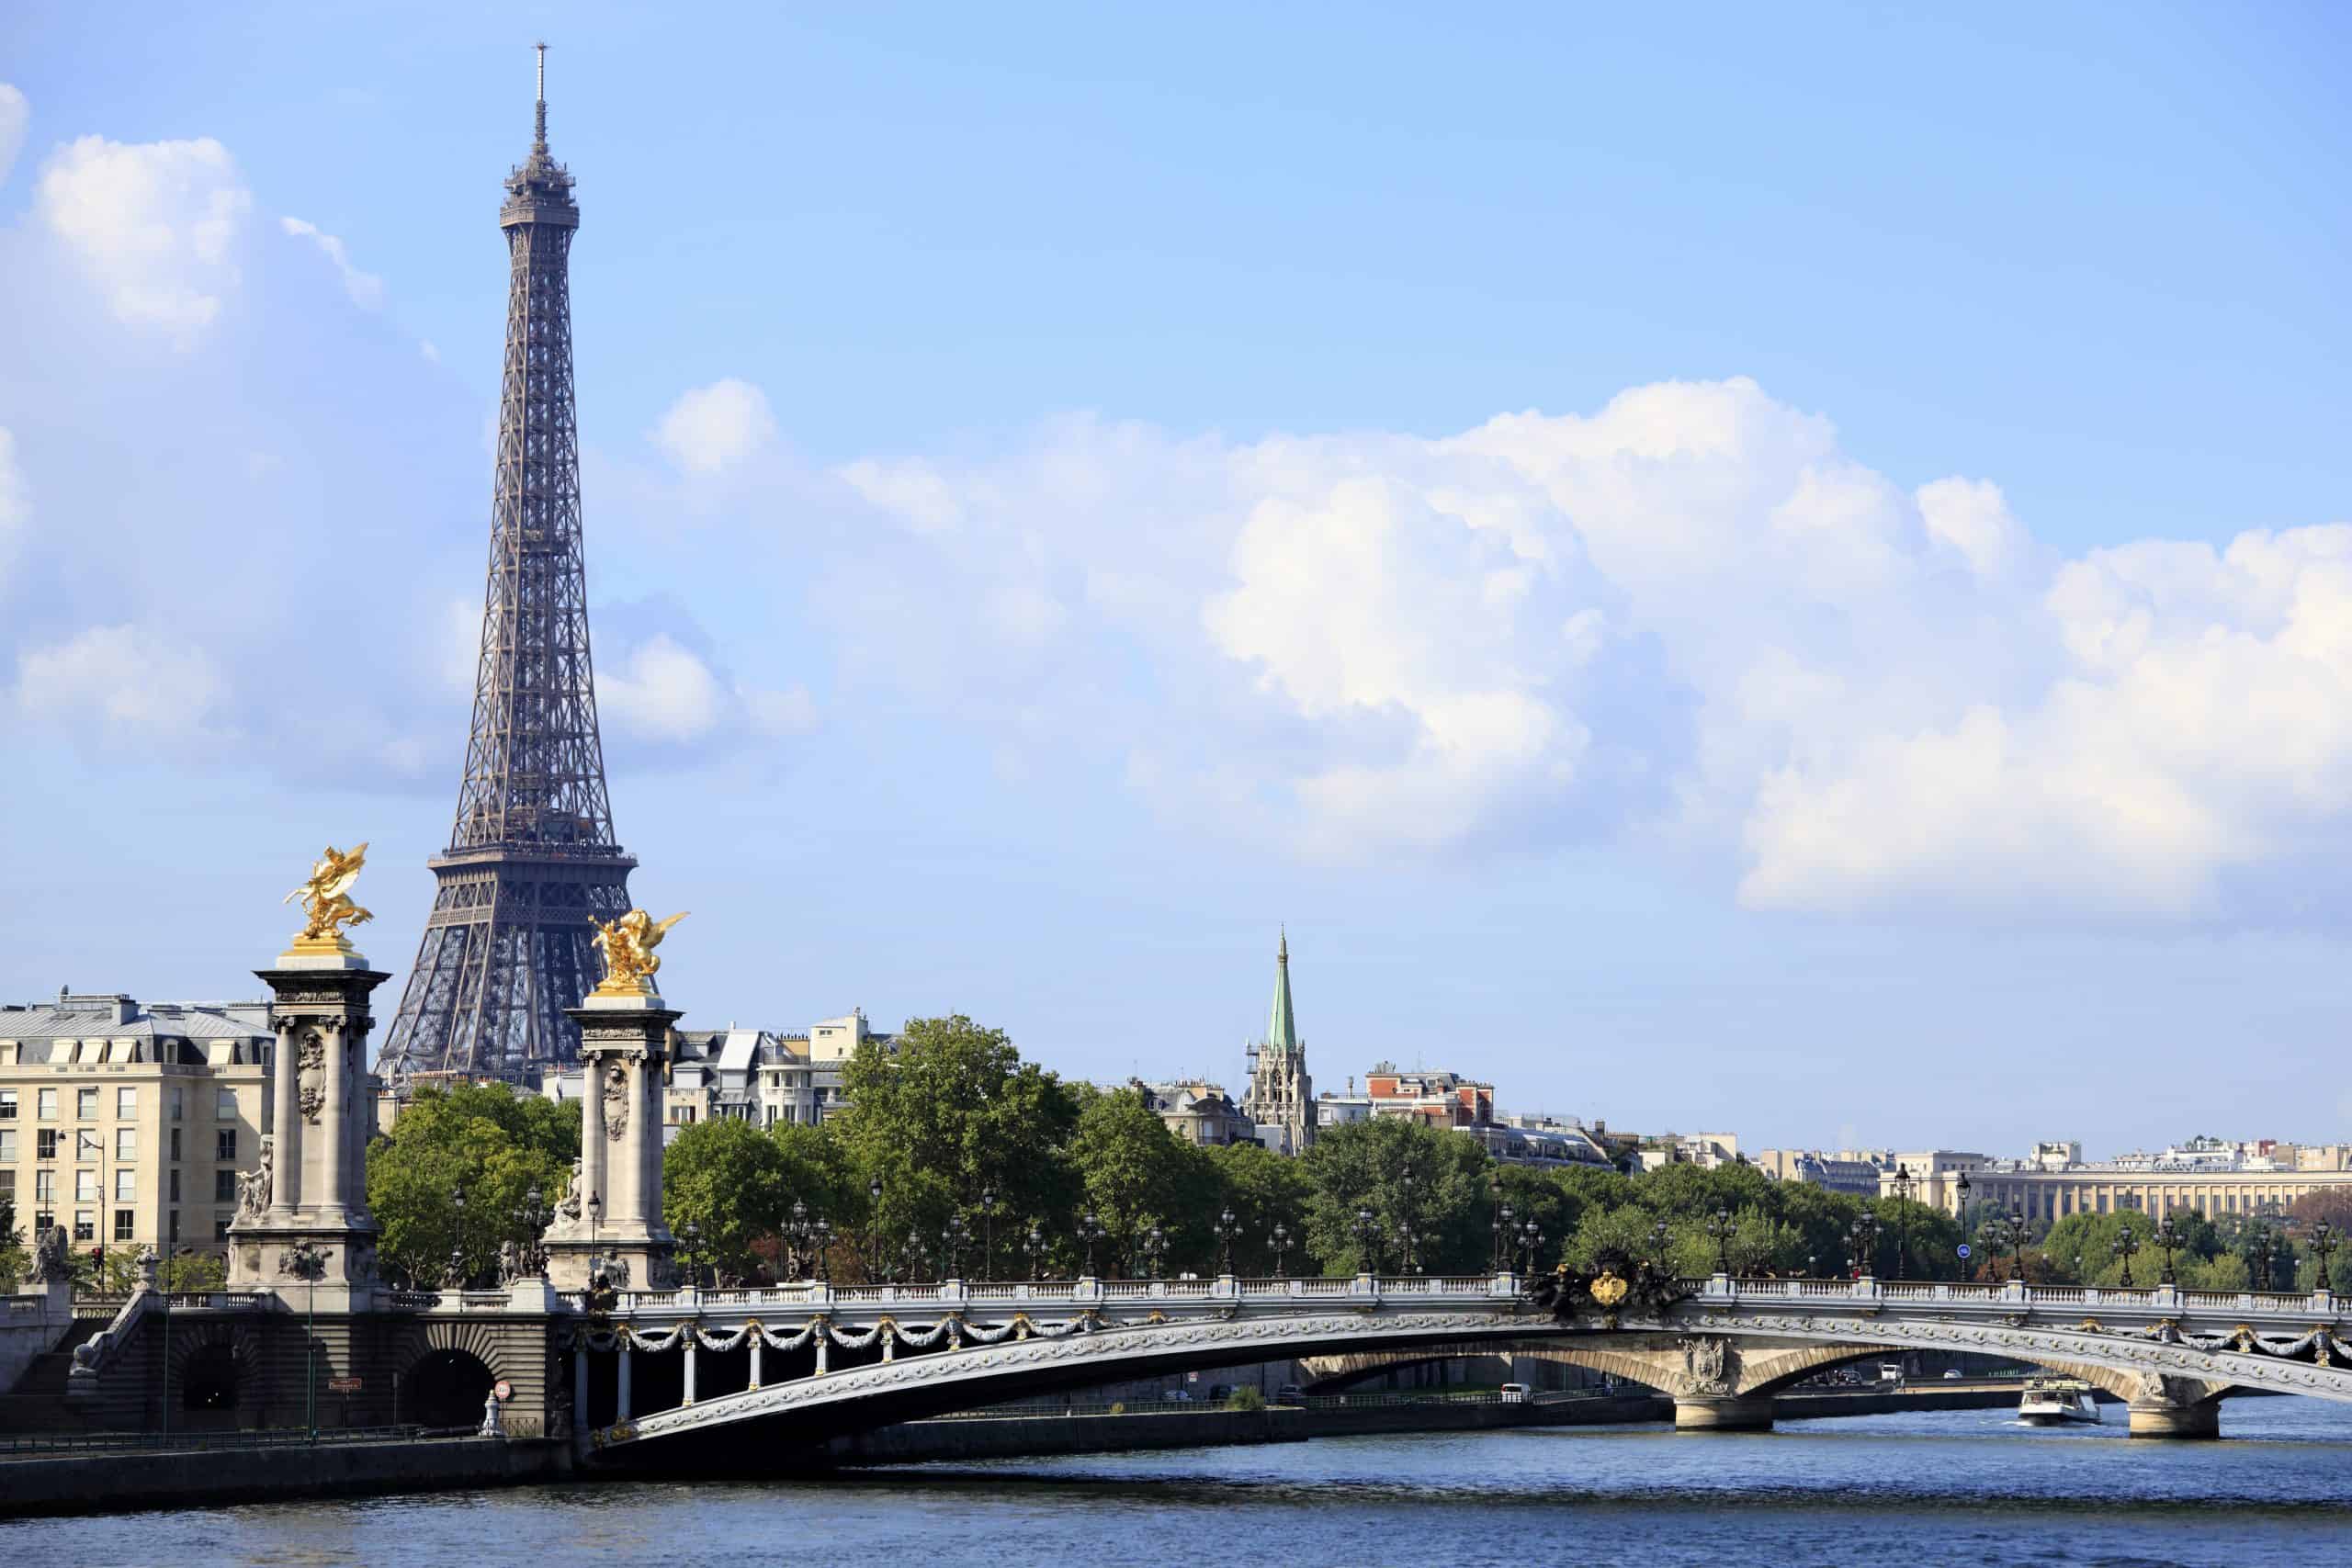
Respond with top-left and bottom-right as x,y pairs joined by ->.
1943,1369 -> 1962,1380
1499,1382 -> 1530,1404
1274,1384 -> 1305,1403
1877,1362 -> 1905,1385
1162,1388 -> 1193,1402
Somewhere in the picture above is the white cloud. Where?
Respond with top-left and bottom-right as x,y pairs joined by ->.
741,682 -> 818,737
652,378 -> 776,477
0,85 -> 27,187
278,215 -> 384,309
0,427 -> 26,593
13,623 -> 225,738
35,135 -> 251,344
420,339 -> 440,364
597,634 -> 727,744
811,379 -> 2352,919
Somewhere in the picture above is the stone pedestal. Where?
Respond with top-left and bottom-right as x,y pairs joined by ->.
1673,1393 -> 1775,1431
227,951 -> 389,1311
545,991 -> 678,1292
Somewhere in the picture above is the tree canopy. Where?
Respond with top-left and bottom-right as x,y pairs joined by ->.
365,1081 -> 578,1287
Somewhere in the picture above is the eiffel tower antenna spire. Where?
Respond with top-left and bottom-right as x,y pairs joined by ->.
379,45 -> 634,1085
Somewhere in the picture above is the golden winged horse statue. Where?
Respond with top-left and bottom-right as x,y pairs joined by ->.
591,908 -> 689,998
284,842 -> 373,950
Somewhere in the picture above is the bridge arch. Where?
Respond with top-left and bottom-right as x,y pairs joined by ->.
406,1348 -> 494,1427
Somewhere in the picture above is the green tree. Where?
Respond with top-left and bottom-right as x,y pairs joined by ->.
832,1016 -> 1082,1259
365,1082 -> 578,1287
1069,1087 -> 1216,1272
1296,1120 -> 1489,1275
1204,1139 -> 1313,1275
159,1251 -> 226,1292
663,1117 -> 789,1283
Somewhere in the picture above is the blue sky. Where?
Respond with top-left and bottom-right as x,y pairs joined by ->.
3,3 -> 2349,1156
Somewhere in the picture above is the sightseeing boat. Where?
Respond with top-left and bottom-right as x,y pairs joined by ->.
2017,1376 -> 2101,1426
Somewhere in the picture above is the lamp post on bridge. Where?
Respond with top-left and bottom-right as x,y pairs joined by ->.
1705,1207 -> 1736,1277
678,1220 -> 701,1289
2113,1223 -> 2141,1289
940,1214 -> 967,1281
1023,1223 -> 1046,1282
1849,1210 -> 1879,1280
2250,1226 -> 2275,1293
2154,1218 -> 2181,1288
979,1189 -> 996,1283
2313,1220 -> 2339,1294
1889,1165 -> 1914,1279
1493,1201 -> 1514,1274
2006,1207 -> 2028,1284
814,1218 -> 834,1283
1515,1218 -> 1544,1276
1352,1207 -> 1383,1277
1396,1162 -> 1418,1275
1141,1224 -> 1166,1280
1077,1209 -> 1104,1279
865,1176 -> 884,1283
1214,1208 -> 1241,1278
786,1199 -> 812,1283
1268,1222 -> 1293,1280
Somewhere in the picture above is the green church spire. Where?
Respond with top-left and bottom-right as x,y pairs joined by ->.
1267,927 -> 1299,1055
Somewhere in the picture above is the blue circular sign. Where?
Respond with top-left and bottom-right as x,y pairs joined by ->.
1956,1243 -> 1972,1258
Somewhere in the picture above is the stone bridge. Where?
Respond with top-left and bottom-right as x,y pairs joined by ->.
569,1272 -> 2352,1460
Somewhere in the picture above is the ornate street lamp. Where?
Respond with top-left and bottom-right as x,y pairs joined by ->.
1215,1208 -> 1241,1277
813,1218 -> 834,1283
679,1219 -> 701,1289
1648,1219 -> 1672,1278
941,1214 -> 968,1280
1849,1210 -> 1880,1280
2007,1207 -> 2027,1283
1890,1165 -> 1914,1279
1078,1209 -> 1104,1278
1396,1162 -> 1417,1273
514,1185 -> 550,1279
450,1186 -> 468,1288
899,1229 -> 930,1283
1023,1223 -> 1047,1281
979,1189 -> 997,1283
1141,1224 -> 1167,1280
1516,1218 -> 1544,1275
1269,1222 -> 1293,1280
2153,1217 -> 2181,1287
1954,1169 -> 1972,1234
786,1198 -> 812,1282
1352,1207 -> 1383,1276
865,1176 -> 884,1281
1493,1201 -> 1515,1273
2113,1223 -> 2141,1289
1706,1207 -> 1736,1276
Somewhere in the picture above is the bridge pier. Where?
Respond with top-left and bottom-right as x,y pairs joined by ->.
2127,1399 -> 2220,1439
1673,1394 -> 1774,1432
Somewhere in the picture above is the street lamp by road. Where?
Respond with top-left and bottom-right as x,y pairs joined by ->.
1352,1207 -> 1382,1276
1954,1169 -> 1972,1235
2113,1223 -> 2141,1289
1269,1222 -> 1293,1280
1396,1162 -> 1417,1273
1515,1218 -> 1544,1276
283,1240 -> 327,1442
449,1186 -> 468,1289
1215,1208 -> 1241,1277
1493,1201 -> 1515,1273
940,1214 -> 967,1280
786,1199 -> 812,1282
2006,1207 -> 2027,1283
865,1176 -> 884,1282
1849,1211 -> 1880,1280
2154,1218 -> 2181,1287
1023,1223 -> 1047,1281
899,1229 -> 929,1283
2250,1227 -> 2275,1293
679,1220 -> 701,1288
1141,1224 -> 1167,1280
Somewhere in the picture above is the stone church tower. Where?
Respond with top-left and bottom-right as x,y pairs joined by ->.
1241,930 -> 1316,1155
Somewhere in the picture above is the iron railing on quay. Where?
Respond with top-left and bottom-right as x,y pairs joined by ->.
0,1423 -> 491,1459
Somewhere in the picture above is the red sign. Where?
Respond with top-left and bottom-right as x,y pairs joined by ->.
327,1376 -> 362,1393
492,1379 -> 514,1402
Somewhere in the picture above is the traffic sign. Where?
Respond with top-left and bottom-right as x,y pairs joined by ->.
1956,1244 -> 1972,1259
493,1379 -> 514,1402
327,1376 -> 362,1393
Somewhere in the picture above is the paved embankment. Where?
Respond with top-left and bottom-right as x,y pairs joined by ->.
0,1433 -> 573,1517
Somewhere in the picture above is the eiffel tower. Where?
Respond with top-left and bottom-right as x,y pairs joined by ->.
379,46 -> 635,1084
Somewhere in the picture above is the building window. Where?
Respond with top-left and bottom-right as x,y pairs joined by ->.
213,1169 -> 236,1203
112,1210 -> 133,1242
36,1127 -> 56,1160
216,1130 -> 237,1161
169,1168 -> 181,1202
115,1087 -> 136,1119
0,1089 -> 14,1119
75,1170 -> 97,1202
215,1089 -> 236,1121
35,1170 -> 54,1204
37,1089 -> 56,1121
0,1129 -> 12,1162
170,1127 -> 181,1162
168,1211 -> 180,1244
0,1169 -> 12,1200
76,1089 -> 97,1120
74,1212 -> 94,1243
115,1127 -> 136,1160
114,1169 -> 135,1201
170,1088 -> 184,1122
76,1130 -> 100,1162
213,1215 -> 231,1242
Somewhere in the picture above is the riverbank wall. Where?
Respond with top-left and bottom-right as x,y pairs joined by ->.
0,1434 -> 573,1518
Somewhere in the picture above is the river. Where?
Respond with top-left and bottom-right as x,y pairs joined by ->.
15,1399 -> 2352,1567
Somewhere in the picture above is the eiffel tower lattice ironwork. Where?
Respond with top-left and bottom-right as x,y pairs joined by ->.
379,46 -> 634,1084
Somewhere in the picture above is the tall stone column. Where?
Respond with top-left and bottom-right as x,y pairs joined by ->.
229,944 -> 388,1309
545,993 -> 678,1291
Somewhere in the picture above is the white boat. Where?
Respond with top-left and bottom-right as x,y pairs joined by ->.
2017,1376 -> 2101,1426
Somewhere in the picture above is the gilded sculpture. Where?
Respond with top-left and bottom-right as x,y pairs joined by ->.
284,842 -> 374,951
591,908 -> 688,997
